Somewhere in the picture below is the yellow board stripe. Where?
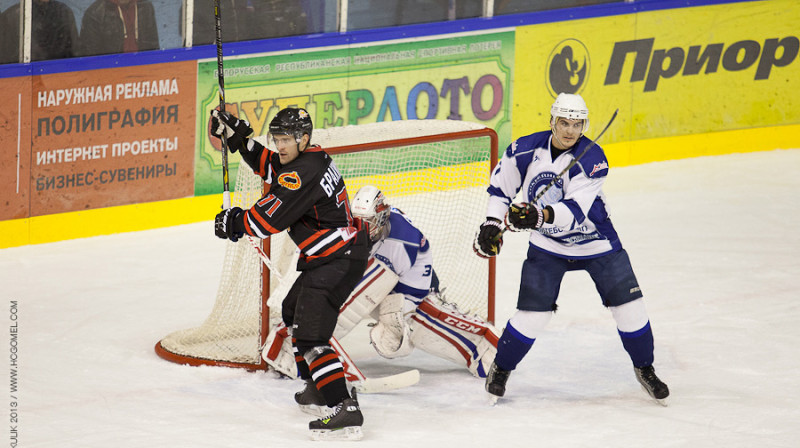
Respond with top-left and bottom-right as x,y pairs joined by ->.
605,124 -> 800,168
1,195 -> 222,249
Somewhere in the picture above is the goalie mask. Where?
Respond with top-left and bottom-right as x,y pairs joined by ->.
550,93 -> 589,134
269,108 -> 313,149
351,185 -> 390,242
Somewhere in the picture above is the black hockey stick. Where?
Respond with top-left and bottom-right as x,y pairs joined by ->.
495,108 -> 619,240
212,1 -> 284,271
214,0 -> 231,209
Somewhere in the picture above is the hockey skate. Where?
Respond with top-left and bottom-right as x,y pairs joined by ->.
485,362 -> 511,405
634,365 -> 669,406
309,389 -> 364,441
295,380 -> 333,418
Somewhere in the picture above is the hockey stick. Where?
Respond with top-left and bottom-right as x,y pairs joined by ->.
214,0 -> 232,209
495,108 -> 619,240
212,0 -> 287,283
330,336 -> 421,394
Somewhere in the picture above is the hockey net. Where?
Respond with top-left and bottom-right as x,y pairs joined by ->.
155,120 -> 498,369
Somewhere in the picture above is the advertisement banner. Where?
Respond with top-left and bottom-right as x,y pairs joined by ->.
0,77 -> 32,221
195,31 -> 514,195
514,0 -> 799,146
28,61 -> 197,216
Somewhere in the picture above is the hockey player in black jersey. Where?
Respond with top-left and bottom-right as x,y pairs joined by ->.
210,107 -> 369,441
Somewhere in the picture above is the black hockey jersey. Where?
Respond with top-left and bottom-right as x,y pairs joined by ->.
233,141 -> 369,269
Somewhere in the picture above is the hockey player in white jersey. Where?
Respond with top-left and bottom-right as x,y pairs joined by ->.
264,186 -> 499,387
347,186 -> 499,378
473,93 -> 669,405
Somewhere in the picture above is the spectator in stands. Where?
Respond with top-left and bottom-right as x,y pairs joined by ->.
1,0 -> 78,63
79,0 -> 159,56
188,0 -> 308,45
0,8 -> 12,64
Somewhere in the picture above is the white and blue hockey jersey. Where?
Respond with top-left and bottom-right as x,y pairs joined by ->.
486,130 -> 622,259
370,208 -> 438,307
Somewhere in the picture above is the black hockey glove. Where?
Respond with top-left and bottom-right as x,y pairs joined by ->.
473,218 -> 504,259
214,207 -> 244,242
210,109 -> 253,153
505,202 -> 544,231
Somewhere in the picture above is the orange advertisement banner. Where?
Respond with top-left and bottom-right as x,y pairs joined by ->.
27,61 -> 197,217
0,77 -> 32,221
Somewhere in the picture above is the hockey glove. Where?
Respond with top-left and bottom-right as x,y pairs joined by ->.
505,202 -> 544,231
214,207 -> 244,242
210,109 -> 253,153
473,218 -> 504,258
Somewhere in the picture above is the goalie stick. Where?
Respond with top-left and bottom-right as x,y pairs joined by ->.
329,336 -> 421,394
494,108 -> 619,241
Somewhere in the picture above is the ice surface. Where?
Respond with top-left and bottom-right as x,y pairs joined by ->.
2,150 -> 798,447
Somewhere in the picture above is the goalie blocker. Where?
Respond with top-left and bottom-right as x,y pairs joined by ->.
263,258 -> 500,379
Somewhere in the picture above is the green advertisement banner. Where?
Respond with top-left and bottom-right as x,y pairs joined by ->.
195,31 -> 514,195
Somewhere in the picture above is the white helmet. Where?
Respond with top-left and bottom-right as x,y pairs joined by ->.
351,185 -> 390,242
550,93 -> 589,133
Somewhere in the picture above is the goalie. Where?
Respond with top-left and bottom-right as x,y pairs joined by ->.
264,186 -> 500,379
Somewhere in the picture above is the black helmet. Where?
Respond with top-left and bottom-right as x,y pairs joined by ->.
269,108 -> 313,144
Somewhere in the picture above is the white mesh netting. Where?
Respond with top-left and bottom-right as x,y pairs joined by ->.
157,120 -> 496,367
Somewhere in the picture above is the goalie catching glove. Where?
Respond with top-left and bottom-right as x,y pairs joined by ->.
215,207 -> 243,242
369,293 -> 413,359
473,218 -> 503,258
505,202 -> 544,231
210,109 -> 254,153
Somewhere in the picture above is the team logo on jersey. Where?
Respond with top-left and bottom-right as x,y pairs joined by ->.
546,38 -> 590,98
589,161 -> 609,177
278,171 -> 301,190
527,172 -> 564,206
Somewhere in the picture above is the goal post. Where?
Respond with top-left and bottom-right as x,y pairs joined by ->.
155,120 -> 498,370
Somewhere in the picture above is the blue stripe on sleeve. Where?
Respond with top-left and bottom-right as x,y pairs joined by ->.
562,198 -> 586,224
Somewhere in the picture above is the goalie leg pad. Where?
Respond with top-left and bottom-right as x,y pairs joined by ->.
409,296 -> 500,378
333,258 -> 400,339
262,322 -> 299,378
369,293 -> 414,359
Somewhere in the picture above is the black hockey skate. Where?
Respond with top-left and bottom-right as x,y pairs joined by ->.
485,362 -> 511,405
309,389 -> 364,441
295,380 -> 332,418
635,365 -> 669,406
